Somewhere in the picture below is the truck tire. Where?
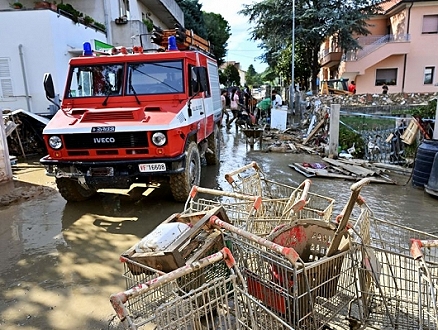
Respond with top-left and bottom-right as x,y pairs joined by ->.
56,178 -> 97,202
205,123 -> 221,165
170,142 -> 201,202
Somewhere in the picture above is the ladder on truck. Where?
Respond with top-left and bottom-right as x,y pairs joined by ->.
151,23 -> 212,55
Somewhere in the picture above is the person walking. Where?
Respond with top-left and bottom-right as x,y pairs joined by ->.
382,83 -> 388,94
228,88 -> 240,128
220,89 -> 230,127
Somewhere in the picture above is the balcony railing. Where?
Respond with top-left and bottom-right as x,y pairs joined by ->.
343,34 -> 410,61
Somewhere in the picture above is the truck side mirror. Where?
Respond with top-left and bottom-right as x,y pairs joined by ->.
43,73 -> 56,99
190,67 -> 200,94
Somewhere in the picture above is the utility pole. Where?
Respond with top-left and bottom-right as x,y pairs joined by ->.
290,0 -> 295,113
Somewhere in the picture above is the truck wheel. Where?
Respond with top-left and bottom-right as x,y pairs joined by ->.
170,142 -> 201,202
56,178 -> 97,202
205,123 -> 221,165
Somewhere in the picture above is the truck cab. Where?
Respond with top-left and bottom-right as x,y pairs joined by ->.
41,33 -> 221,202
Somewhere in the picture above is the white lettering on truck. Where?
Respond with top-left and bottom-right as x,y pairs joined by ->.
94,137 -> 115,143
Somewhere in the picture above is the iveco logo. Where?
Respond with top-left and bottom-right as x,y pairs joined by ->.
94,137 -> 115,143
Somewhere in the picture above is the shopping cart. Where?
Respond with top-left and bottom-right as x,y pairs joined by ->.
112,247 -> 296,330
207,177 -> 371,330
185,185 -> 315,236
349,202 -> 438,329
225,161 -> 335,221
410,239 -> 438,330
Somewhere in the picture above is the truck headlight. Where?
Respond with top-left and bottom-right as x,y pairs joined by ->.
151,132 -> 167,146
48,136 -> 63,150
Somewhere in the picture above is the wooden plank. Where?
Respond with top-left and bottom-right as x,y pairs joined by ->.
302,118 -> 325,145
323,157 -> 375,177
288,163 -> 316,178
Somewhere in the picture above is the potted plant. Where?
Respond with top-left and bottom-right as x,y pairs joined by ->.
143,19 -> 153,32
84,15 -> 94,26
11,2 -> 23,9
34,1 -> 51,9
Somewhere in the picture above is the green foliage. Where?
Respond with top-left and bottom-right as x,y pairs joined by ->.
202,12 -> 231,66
411,99 -> 437,119
175,0 -> 207,39
245,64 -> 260,86
339,126 -> 365,158
142,19 -> 154,32
222,65 -> 241,86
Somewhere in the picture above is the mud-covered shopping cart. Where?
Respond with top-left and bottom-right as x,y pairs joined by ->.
410,239 -> 438,329
184,184 -> 315,236
348,202 -> 438,329
224,161 -> 335,221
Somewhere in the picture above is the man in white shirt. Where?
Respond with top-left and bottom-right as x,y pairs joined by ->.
272,90 -> 282,108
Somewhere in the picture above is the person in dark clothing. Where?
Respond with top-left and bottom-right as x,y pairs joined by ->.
382,83 -> 388,94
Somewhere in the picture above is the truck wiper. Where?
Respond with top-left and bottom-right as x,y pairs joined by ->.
128,82 -> 141,105
102,91 -> 112,106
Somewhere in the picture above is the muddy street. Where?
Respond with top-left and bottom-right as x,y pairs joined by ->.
0,127 -> 437,330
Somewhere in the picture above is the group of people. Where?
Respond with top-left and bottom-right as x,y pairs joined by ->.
349,80 -> 389,94
220,87 -> 283,128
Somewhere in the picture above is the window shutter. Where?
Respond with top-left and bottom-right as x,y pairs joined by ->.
0,58 -> 13,98
422,15 -> 438,34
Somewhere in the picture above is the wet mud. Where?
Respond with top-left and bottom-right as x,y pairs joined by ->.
0,127 -> 437,329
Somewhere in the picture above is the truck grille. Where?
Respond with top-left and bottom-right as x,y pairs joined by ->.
63,132 -> 148,149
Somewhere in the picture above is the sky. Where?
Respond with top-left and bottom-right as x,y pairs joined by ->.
198,0 -> 268,73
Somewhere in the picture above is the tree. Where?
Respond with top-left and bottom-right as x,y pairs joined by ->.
203,12 -> 231,66
223,65 -> 241,87
239,0 -> 382,92
175,0 -> 207,39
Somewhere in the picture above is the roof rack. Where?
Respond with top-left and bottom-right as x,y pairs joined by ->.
151,23 -> 212,55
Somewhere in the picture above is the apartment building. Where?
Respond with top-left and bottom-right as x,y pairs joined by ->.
319,0 -> 438,94
0,0 -> 183,115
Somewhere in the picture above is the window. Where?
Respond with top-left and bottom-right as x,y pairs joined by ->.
66,64 -> 124,98
422,15 -> 438,34
0,58 -> 14,99
127,61 -> 184,95
424,67 -> 435,84
375,68 -> 397,86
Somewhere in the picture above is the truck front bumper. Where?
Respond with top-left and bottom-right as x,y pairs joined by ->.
40,154 -> 186,189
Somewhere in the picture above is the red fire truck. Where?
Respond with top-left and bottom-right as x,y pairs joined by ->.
40,28 -> 222,202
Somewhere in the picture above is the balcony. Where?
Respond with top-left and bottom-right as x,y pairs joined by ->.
319,49 -> 343,68
138,0 -> 184,27
342,34 -> 410,75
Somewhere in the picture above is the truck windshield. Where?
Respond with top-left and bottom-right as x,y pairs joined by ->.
66,64 -> 124,98
126,60 -> 184,95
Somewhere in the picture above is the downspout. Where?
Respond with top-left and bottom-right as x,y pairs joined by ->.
402,2 -> 414,93
18,44 -> 32,112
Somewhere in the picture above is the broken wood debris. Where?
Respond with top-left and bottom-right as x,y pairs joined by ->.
288,158 -> 404,184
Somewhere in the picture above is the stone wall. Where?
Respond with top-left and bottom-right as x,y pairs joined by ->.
304,92 -> 438,115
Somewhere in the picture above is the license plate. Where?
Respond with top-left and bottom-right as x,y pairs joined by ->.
91,126 -> 115,133
139,163 -> 166,172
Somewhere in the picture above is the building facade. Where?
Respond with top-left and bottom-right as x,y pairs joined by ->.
0,0 -> 183,115
319,0 -> 438,94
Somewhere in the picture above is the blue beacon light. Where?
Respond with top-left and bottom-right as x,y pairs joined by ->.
83,42 -> 93,56
168,36 -> 178,51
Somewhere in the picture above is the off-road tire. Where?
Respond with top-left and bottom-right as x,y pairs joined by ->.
205,123 -> 221,165
170,142 -> 201,202
56,178 -> 97,202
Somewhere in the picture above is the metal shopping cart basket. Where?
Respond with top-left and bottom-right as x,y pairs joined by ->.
206,177 -> 370,330
349,201 -> 438,329
410,239 -> 438,330
225,161 -> 335,221
112,247 -> 296,330
185,184 -> 315,236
